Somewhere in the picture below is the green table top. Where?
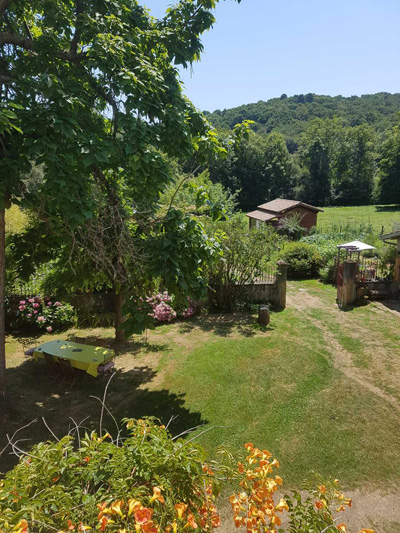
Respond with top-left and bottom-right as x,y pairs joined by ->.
35,340 -> 114,364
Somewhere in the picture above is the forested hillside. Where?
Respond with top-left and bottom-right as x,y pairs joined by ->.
205,92 -> 400,144
205,93 -> 400,210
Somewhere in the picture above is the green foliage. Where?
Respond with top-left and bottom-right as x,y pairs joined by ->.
281,242 -> 323,279
209,130 -> 294,211
4,207 -> 28,236
0,418 -> 223,532
158,169 -> 238,218
207,215 -> 280,310
206,92 -> 400,141
319,259 -> 337,284
0,0 -> 245,346
277,213 -> 305,241
285,477 -> 352,532
378,117 -> 400,204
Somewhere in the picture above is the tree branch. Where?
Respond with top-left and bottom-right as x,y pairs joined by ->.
0,31 -> 86,63
0,30 -> 34,50
0,73 -> 14,85
69,0 -> 84,55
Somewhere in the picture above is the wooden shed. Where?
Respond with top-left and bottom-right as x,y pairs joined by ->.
246,198 -> 323,230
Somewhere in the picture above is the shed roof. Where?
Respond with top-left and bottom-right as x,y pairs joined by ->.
246,210 -> 278,222
256,198 -> 323,214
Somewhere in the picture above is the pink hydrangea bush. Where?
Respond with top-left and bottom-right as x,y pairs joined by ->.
16,296 -> 76,333
146,292 -> 196,323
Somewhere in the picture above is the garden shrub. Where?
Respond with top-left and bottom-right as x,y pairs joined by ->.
0,418 -> 373,533
15,296 -> 76,333
319,258 -> 337,284
281,242 -> 323,279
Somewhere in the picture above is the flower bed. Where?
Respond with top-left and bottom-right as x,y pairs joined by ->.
16,296 -> 76,333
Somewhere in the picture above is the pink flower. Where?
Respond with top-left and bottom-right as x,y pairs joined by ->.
37,316 -> 45,323
27,313 -> 32,318
28,298 -> 35,303
35,297 -> 42,303
54,302 -> 62,307
46,326 -> 52,333
33,303 -> 40,308
47,302 -> 53,306
33,310 -> 38,314
19,300 -> 26,305
18,305 -> 26,311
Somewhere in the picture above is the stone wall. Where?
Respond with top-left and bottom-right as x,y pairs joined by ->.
233,261 -> 287,310
356,280 -> 400,300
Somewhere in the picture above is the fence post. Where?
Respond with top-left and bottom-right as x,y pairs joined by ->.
276,260 -> 288,310
341,260 -> 357,306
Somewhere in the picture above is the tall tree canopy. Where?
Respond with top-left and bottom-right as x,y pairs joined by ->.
0,0 -> 241,406
378,118 -> 400,205
209,130 -> 293,211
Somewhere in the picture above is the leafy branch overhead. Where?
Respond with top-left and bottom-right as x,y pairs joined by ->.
0,0 -> 243,404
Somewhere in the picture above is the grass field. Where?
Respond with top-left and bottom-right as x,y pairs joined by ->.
317,204 -> 400,233
3,281 -> 400,491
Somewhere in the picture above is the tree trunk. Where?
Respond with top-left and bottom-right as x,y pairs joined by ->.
0,201 -> 6,416
114,288 -> 126,346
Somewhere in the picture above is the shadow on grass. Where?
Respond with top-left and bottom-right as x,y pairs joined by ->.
0,356 -> 207,475
379,300 -> 400,313
177,313 -> 274,337
374,205 -> 400,213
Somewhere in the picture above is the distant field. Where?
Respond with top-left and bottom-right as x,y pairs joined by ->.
317,204 -> 400,233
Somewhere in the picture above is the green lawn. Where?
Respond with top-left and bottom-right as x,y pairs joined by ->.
2,281 -> 400,493
317,204 -> 400,233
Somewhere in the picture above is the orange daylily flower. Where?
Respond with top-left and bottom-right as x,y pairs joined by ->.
337,525 -> 347,532
110,499 -> 124,517
358,530 -> 375,533
14,520 -> 29,533
315,499 -> 326,510
149,487 -> 165,504
211,513 -> 221,528
244,443 -> 254,452
99,517 -> 108,532
275,499 -> 289,512
184,512 -> 198,529
318,485 -> 326,493
67,520 -> 75,530
175,503 -> 188,520
128,499 -> 142,516
134,508 -> 153,525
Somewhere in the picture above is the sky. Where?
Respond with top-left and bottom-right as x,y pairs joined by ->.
143,0 -> 400,112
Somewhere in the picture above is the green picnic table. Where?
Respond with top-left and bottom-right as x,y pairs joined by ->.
33,340 -> 114,378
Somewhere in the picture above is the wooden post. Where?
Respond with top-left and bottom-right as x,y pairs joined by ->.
276,260 -> 288,310
341,260 -> 357,306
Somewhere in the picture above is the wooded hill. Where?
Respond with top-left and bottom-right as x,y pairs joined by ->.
205,92 -> 400,143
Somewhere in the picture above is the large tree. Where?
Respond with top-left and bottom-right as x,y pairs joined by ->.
298,118 -> 343,206
0,0 -> 241,407
332,124 -> 375,206
209,129 -> 293,211
378,118 -> 400,205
